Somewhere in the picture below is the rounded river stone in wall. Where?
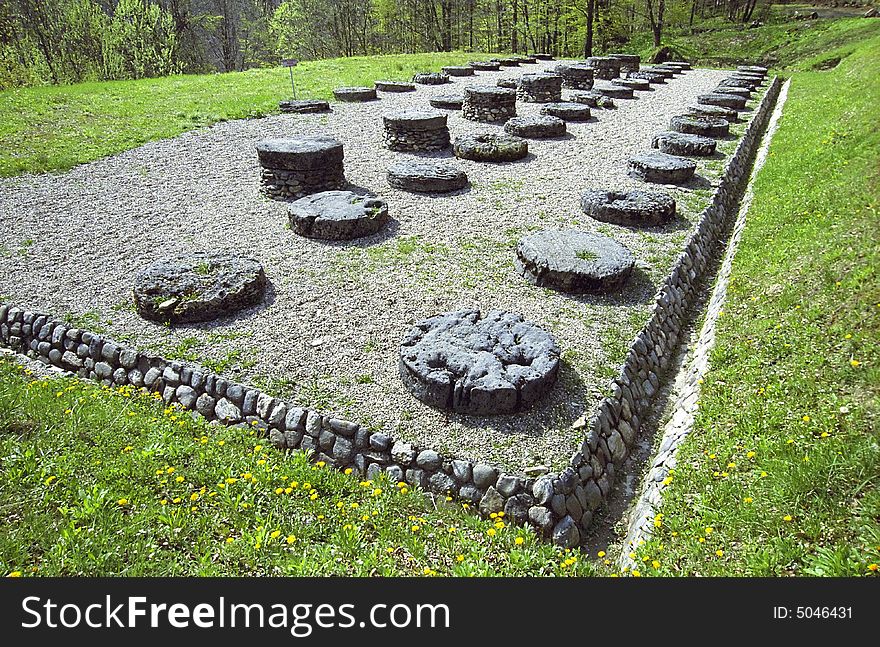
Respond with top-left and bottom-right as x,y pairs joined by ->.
133,253 -> 267,323
333,86 -> 377,101
279,99 -> 330,113
504,115 -> 566,138
399,308 -> 560,415
429,94 -> 463,110
651,131 -> 717,157
669,114 -> 730,138
375,80 -> 416,92
628,151 -> 697,184
580,189 -> 676,227
287,190 -> 389,240
515,229 -> 635,293
697,92 -> 747,110
540,102 -> 591,121
453,133 -> 528,162
387,160 -> 468,193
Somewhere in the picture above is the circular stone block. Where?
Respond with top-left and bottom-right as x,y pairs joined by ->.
399,308 -> 560,415
133,253 -> 267,323
287,191 -> 389,240
608,53 -> 641,72
540,101 -> 591,121
333,86 -> 377,101
554,63 -> 594,90
731,72 -> 764,83
651,131 -> 717,157
429,94 -> 463,110
387,160 -> 468,193
738,65 -> 767,76
612,77 -> 650,91
669,114 -> 730,138
628,151 -> 697,184
498,58 -> 521,67
627,70 -> 667,84
412,72 -> 450,85
686,104 -> 739,122
504,115 -> 566,138
580,189 -> 676,227
453,133 -> 529,162
586,56 -> 622,80
470,60 -> 501,71
463,85 -> 517,123
594,83 -> 633,99
279,99 -> 330,114
375,80 -> 416,92
665,61 -> 692,70
652,64 -> 683,75
697,92 -> 747,110
382,109 -> 450,152
641,66 -> 675,79
496,77 -> 518,89
533,53 -> 554,60
256,136 -> 346,200
517,73 -> 563,102
516,229 -> 635,293
719,76 -> 760,90
442,65 -> 475,76
714,86 -> 752,98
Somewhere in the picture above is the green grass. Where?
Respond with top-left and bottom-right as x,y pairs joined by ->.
626,30 -> 880,577
0,358 -> 597,576
0,51 -> 496,177
631,16 -> 880,71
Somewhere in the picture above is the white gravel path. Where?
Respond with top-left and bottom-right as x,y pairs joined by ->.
0,61 -> 734,472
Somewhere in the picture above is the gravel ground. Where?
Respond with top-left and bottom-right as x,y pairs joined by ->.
0,61 -> 744,472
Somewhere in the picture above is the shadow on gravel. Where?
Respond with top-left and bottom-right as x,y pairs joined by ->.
564,266 -> 656,307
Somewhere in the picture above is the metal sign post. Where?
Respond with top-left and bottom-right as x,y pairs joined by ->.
282,58 -> 299,99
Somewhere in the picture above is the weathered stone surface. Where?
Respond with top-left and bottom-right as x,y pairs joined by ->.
552,515 -> 580,547
529,506 -> 554,533
612,77 -> 650,91
580,189 -> 676,227
429,94 -> 463,110
503,115 -> 566,138
479,486 -> 505,515
416,449 -> 443,470
586,56 -> 621,80
737,65 -> 767,75
469,60 -> 501,71
627,70 -> 667,84
686,104 -> 739,122
540,101 -> 591,121
714,86 -> 752,98
196,393 -> 216,417
332,86 -> 377,101
452,132 -> 528,162
442,65 -> 475,76
517,73 -> 563,102
608,53 -> 640,72
462,85 -> 517,123
133,253 -> 266,323
176,385 -> 197,409
412,72 -> 450,85
256,136 -> 345,200
628,151 -> 697,184
279,99 -> 330,114
429,472 -> 457,493
554,63 -> 594,89
382,109 -> 450,151
593,82 -> 633,99
568,89 -> 615,108
651,131 -> 717,157
504,494 -> 532,524
669,114 -> 730,138
399,308 -> 560,415
665,61 -> 692,70
495,77 -> 518,89
215,398 -> 242,424
374,80 -> 416,92
472,463 -> 498,488
387,160 -> 468,193
697,92 -> 747,110
515,229 -> 635,293
288,190 -> 389,240
718,76 -> 761,90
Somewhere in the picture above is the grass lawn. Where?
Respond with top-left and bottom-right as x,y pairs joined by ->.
0,51 -> 495,178
628,29 -> 880,577
0,358 -> 598,577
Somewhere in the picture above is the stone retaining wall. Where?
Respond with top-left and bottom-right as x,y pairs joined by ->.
0,75 -> 781,549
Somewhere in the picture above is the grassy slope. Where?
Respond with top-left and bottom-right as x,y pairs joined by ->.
0,51 -> 494,177
0,359 -> 596,576
629,31 -> 880,576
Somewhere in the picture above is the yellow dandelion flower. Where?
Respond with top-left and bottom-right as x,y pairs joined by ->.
344,468 -> 353,475
783,514 -> 793,522
515,537 -> 524,546
597,550 -> 606,558
372,488 -> 382,496
746,451 -> 756,459
284,487 -> 293,494
867,564 -> 878,572
275,487 -> 284,495
286,535 -> 296,544
44,476 -> 56,485
172,497 -> 181,504
316,461 -> 326,468
7,571 -> 23,577
632,570 -> 642,577
253,445 -> 263,453
400,487 -> 409,494
411,525 -> 420,533
850,359 -> 860,367
257,459 -> 266,466
175,475 -> 184,483
486,528 -> 496,537
652,560 -> 660,569
270,530 -> 281,539
190,492 -> 199,501
744,497 -> 753,503
456,555 -> 464,562
117,498 -> 128,506
698,537 -> 705,544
